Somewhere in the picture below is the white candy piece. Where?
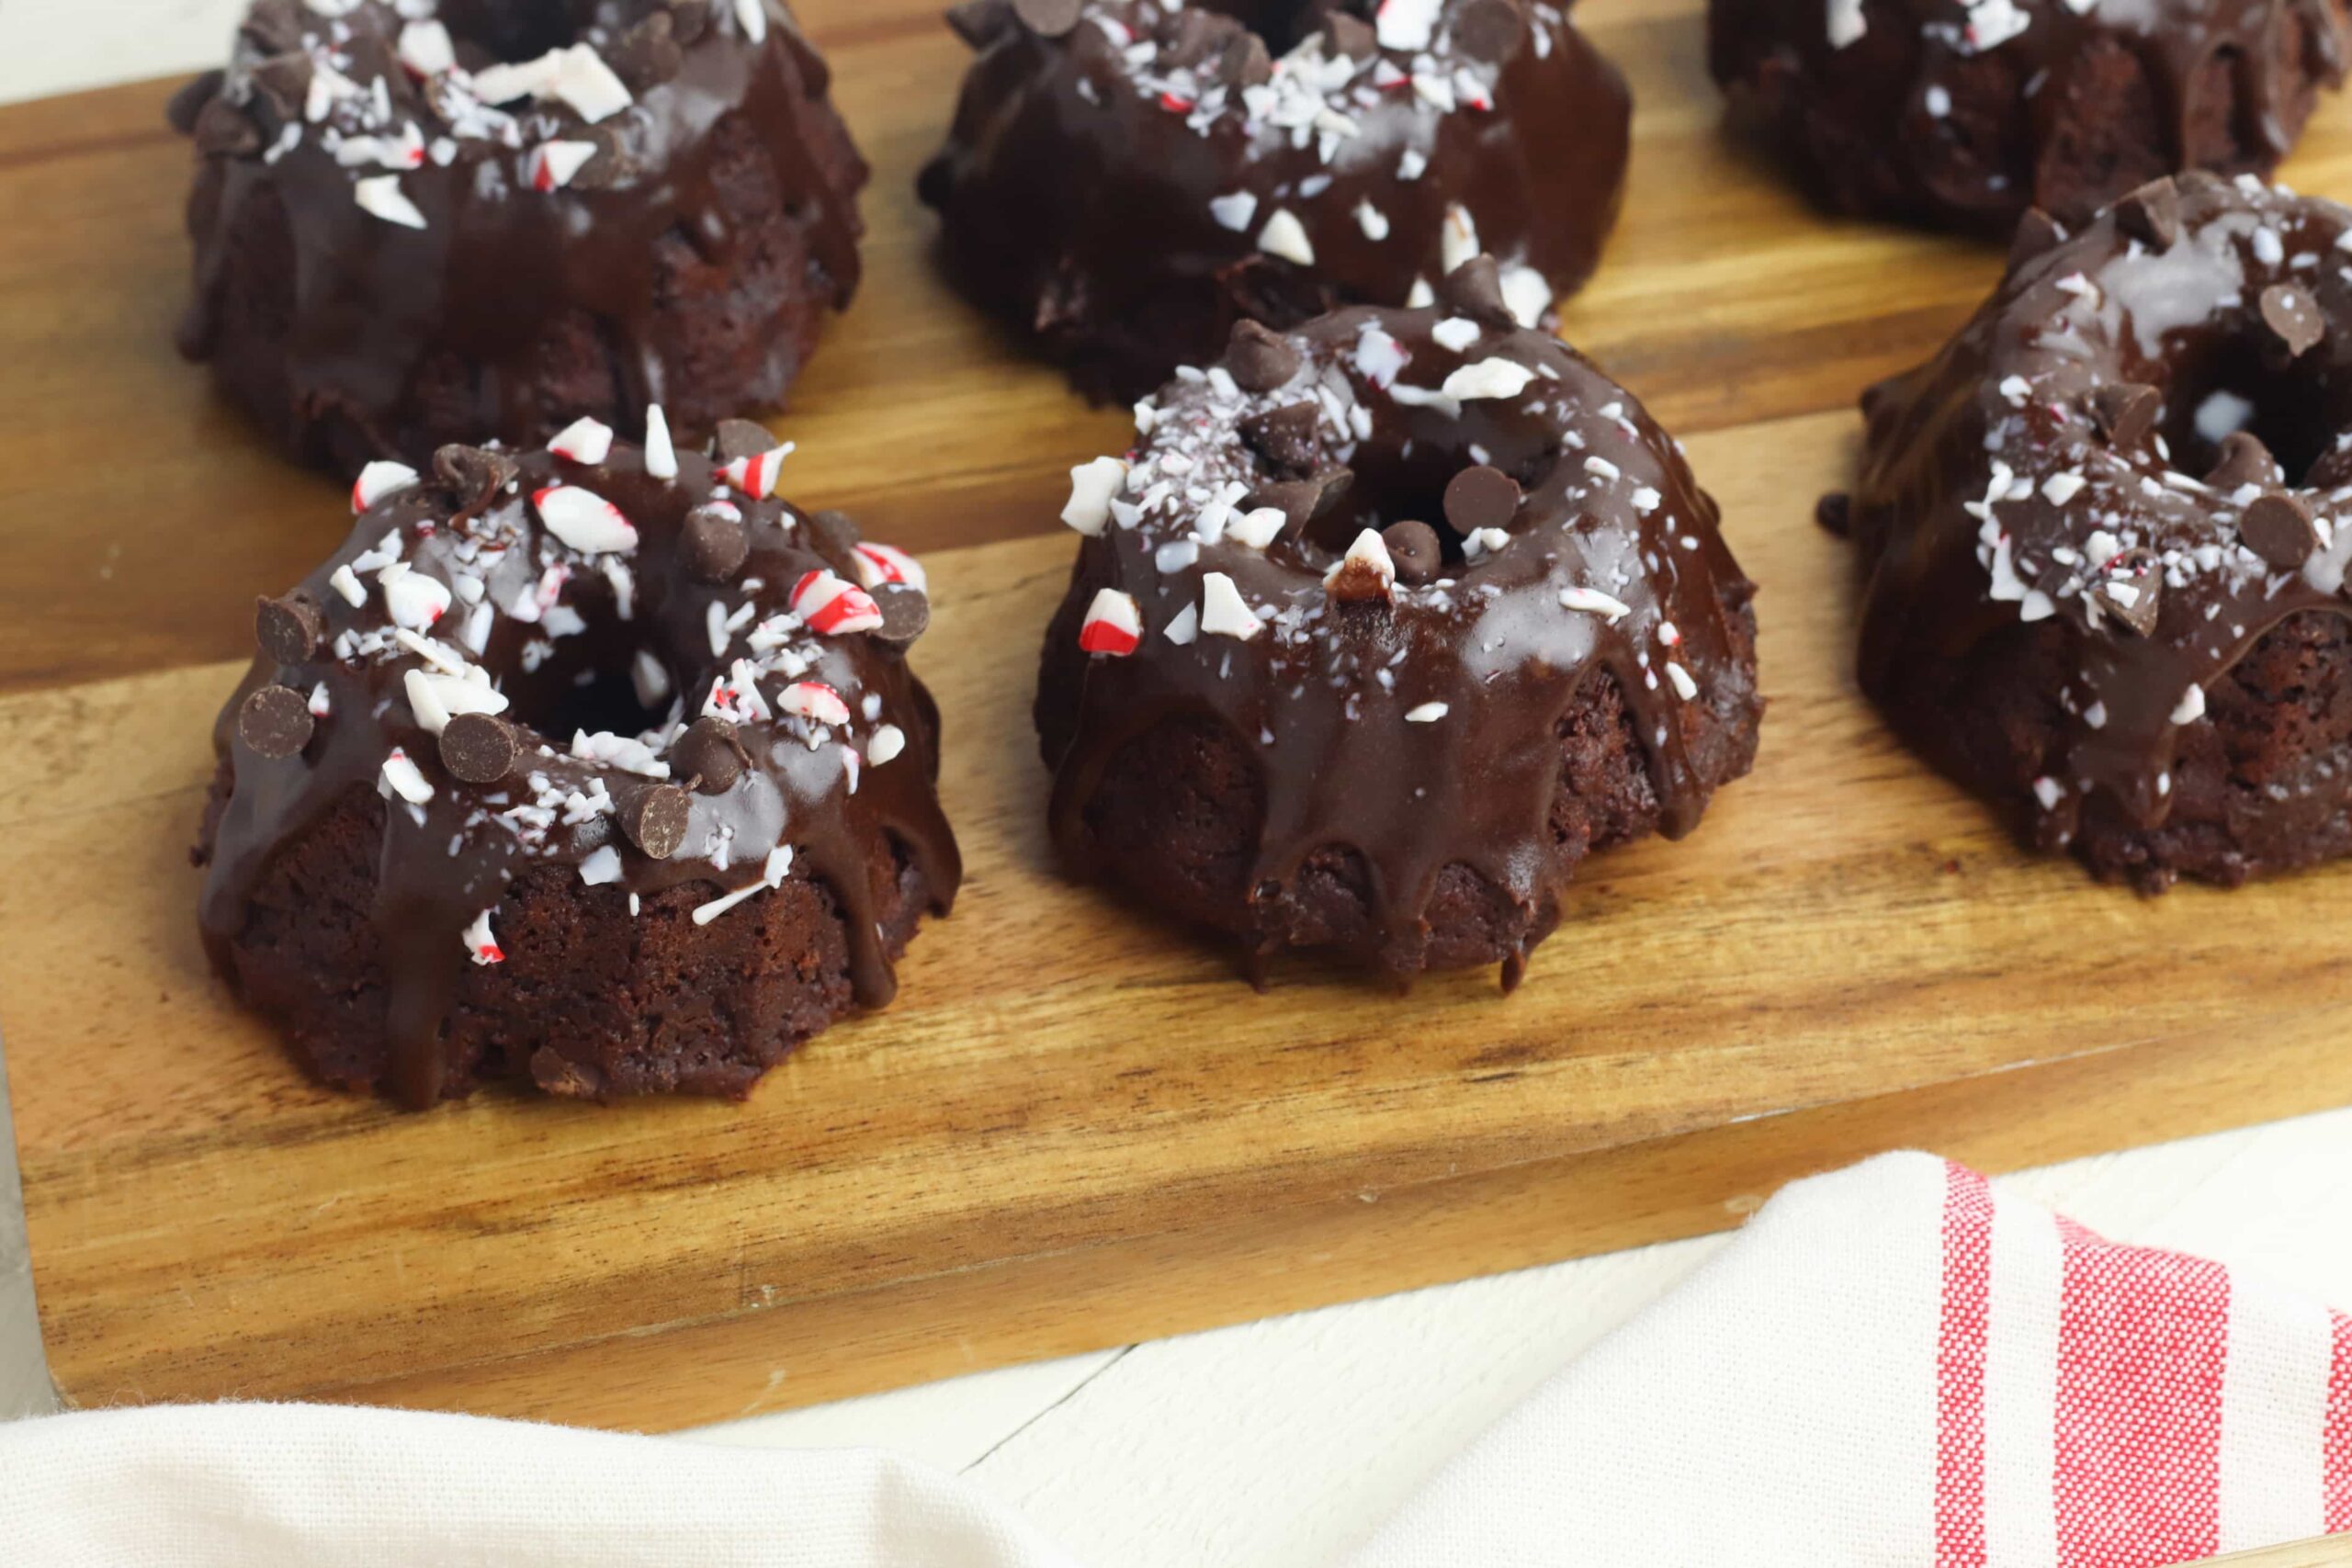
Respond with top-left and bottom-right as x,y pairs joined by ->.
1163,602 -> 1200,646
1258,209 -> 1316,267
1227,506 -> 1288,550
397,19 -> 456,76
1559,585 -> 1634,621
736,0 -> 771,43
1062,457 -> 1129,536
1826,0 -> 1866,49
330,565 -> 368,606
380,564 -> 452,630
868,724 -> 907,765
1442,357 -> 1535,400
1440,205 -> 1479,276
1430,317 -> 1481,353
463,908 -> 504,965
550,44 -> 633,122
1499,265 -> 1553,329
1325,528 -> 1396,596
548,415 -> 613,466
401,667 -> 508,735
2173,683 -> 2208,725
579,845 -> 625,886
533,485 -> 639,554
354,175 -> 427,230
1199,572 -> 1261,640
1209,191 -> 1258,231
1355,201 -> 1391,243
379,748 -> 435,805
1665,663 -> 1699,701
693,845 -> 794,925
352,460 -> 420,513
779,682 -> 852,727
643,404 -> 677,479
1376,0 -> 1442,51
1404,702 -> 1449,723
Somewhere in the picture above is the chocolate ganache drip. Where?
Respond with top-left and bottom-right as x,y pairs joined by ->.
1036,263 -> 1761,981
1839,174 -> 2352,886
170,0 -> 867,471
919,0 -> 1631,401
198,415 -> 959,1106
1709,0 -> 2348,231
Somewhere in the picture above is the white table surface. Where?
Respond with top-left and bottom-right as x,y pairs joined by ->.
6,12 -> 2352,1565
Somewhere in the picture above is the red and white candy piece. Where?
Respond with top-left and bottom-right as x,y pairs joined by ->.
789,570 -> 884,635
532,485 -> 639,555
1077,588 -> 1143,656
779,681 -> 852,728
379,562 -> 452,629
527,141 -> 599,192
548,415 -> 613,465
851,542 -> 928,593
718,442 -> 794,498
352,460 -> 420,513
463,908 -> 504,966
379,747 -> 435,805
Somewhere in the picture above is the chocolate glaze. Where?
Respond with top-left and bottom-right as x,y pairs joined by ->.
1035,268 -> 1761,979
198,423 -> 960,1107
1710,0 -> 2348,231
919,0 -> 1631,401
174,0 -> 866,470
1838,174 -> 2352,879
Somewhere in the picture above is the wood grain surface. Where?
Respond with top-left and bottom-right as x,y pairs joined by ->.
5,0 -> 2352,1429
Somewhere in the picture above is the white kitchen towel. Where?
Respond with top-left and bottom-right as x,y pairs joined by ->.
3,1152 -> 2346,1566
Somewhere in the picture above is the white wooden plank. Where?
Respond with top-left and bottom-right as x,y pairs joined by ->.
0,1 -> 241,107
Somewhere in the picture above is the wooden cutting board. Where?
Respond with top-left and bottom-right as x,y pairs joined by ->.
6,0 -> 2352,1430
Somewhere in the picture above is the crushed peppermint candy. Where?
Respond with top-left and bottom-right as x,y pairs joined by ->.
353,460 -> 420,513
353,175 -> 426,229
1079,588 -> 1144,655
1064,457 -> 1130,535
548,415 -> 613,466
1199,571 -> 1261,639
462,908 -> 503,965
533,485 -> 639,554
790,570 -> 885,635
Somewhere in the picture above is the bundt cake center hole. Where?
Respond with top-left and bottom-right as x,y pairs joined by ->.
2160,335 -> 2350,489
435,0 -> 596,64
1195,0 -> 1372,54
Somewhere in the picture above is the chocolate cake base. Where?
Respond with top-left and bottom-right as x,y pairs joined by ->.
198,772 -> 932,1102
1036,575 -> 1761,980
1870,609 -> 2352,894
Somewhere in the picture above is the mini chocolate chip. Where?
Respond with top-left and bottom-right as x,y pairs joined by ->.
664,0 -> 713,43
712,418 -> 777,462
621,784 -> 693,860
2007,208 -> 2066,272
1227,319 -> 1302,392
946,0 -> 1016,46
1238,401 -> 1321,471
806,507 -> 864,556
1220,29 -> 1273,86
254,594 -> 324,664
237,685 -> 314,759
1815,493 -> 1853,537
433,443 -> 518,508
2113,177 -> 2179,249
166,69 -> 225,134
1449,0 -> 1525,64
609,11 -> 684,92
193,97 -> 263,157
247,54 -> 312,123
1442,465 -> 1521,536
439,712 -> 518,784
1322,11 -> 1377,60
1012,0 -> 1081,37
673,716 -> 749,795
872,584 -> 932,652
2206,429 -> 2280,491
2259,282 -> 2324,360
1382,520 -> 1443,584
240,0 -> 308,54
683,504 -> 751,581
1435,255 -> 1514,327
2241,491 -> 2320,568
2093,549 -> 2163,636
2087,381 -> 2160,446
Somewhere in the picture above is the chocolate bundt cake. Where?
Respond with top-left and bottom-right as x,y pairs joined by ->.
919,0 -> 1632,401
198,410 -> 959,1106
169,0 -> 867,472
1709,0 -> 2348,232
1831,174 -> 2352,889
1035,260 -> 1762,983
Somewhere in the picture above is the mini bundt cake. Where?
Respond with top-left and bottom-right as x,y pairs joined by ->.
198,410 -> 958,1106
1831,174 -> 2352,888
1035,260 -> 1762,982
919,0 -> 1632,401
1709,0 -> 2348,231
169,0 -> 867,471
